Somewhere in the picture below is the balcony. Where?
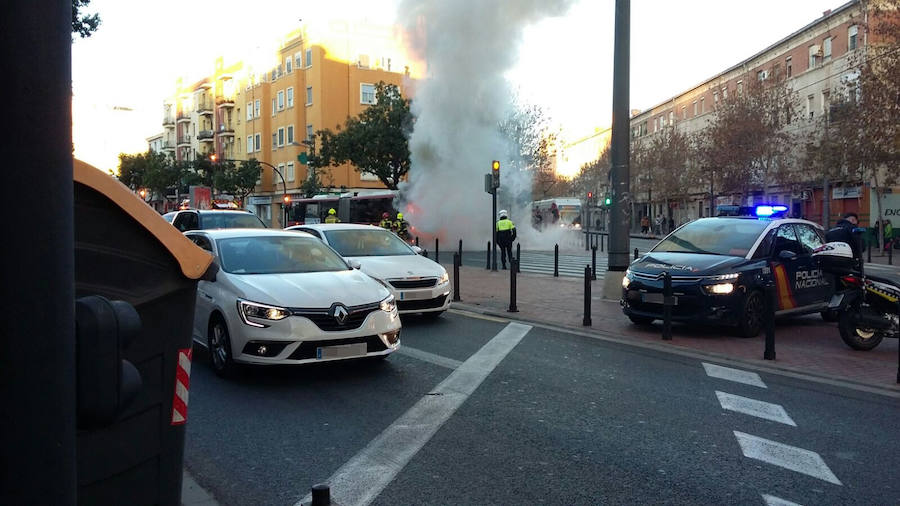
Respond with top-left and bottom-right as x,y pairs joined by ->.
177,135 -> 191,146
176,110 -> 191,122
162,141 -> 175,150
216,96 -> 235,107
198,130 -> 214,142
163,116 -> 175,126
197,104 -> 214,116
216,124 -> 235,136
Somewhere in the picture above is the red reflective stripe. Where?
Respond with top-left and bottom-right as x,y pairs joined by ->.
171,348 -> 192,426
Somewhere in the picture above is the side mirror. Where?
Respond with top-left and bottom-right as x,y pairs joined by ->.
411,246 -> 424,255
347,259 -> 362,269
778,250 -> 798,260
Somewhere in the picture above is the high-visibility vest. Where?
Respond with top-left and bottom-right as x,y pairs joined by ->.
325,215 -> 340,223
496,218 -> 515,232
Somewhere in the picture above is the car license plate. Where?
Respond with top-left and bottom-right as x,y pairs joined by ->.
316,343 -> 367,360
828,293 -> 844,309
399,291 -> 430,301
642,293 -> 677,305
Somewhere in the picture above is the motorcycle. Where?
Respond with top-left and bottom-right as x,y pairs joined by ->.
814,241 -> 900,351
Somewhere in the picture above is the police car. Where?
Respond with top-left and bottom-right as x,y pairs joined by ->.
621,205 -> 833,337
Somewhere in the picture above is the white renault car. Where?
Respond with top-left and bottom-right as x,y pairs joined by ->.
286,224 -> 452,317
185,229 -> 400,376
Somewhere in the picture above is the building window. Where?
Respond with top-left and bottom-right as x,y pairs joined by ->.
700,97 -> 705,113
306,124 -> 313,141
277,90 -> 285,110
713,91 -> 719,107
254,99 -> 260,118
737,81 -> 743,97
287,162 -> 295,182
823,37 -> 832,62
807,94 -> 815,120
287,87 -> 294,108
286,57 -> 293,74
668,111 -> 673,125
277,163 -> 285,186
654,117 -> 659,132
287,125 -> 294,144
692,101 -> 697,116
278,127 -> 285,147
306,86 -> 313,106
808,44 -> 819,68
757,70 -> 767,81
722,87 -> 727,99
247,135 -> 253,153
822,90 -> 830,120
661,114 -> 666,128
254,133 -> 261,151
272,133 -> 277,150
295,52 -> 302,68
272,99 -> 276,116
246,103 -> 253,121
681,106 -> 686,119
305,48 -> 312,68
849,25 -> 858,50
361,83 -> 376,104
786,56 -> 792,78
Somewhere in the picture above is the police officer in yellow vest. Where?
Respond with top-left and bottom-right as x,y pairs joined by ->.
496,209 -> 517,270
394,212 -> 409,240
324,208 -> 340,223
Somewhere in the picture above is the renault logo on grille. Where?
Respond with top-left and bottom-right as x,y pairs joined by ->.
331,304 -> 350,324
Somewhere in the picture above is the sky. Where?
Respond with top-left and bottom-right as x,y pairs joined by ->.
71,0 -> 845,172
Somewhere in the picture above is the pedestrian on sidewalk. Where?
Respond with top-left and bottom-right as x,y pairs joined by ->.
496,209 -> 517,270
640,215 -> 650,234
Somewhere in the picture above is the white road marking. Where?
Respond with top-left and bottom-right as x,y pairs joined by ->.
762,493 -> 803,506
703,362 -> 767,388
296,322 -> 532,506
715,391 -> 796,426
733,431 -> 842,485
395,346 -> 462,370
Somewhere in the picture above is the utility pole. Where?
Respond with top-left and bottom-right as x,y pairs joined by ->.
1,2 -> 76,504
603,0 -> 632,299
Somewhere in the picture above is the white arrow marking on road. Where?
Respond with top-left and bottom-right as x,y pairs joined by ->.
703,362 -> 767,388
395,345 -> 463,370
296,322 -> 532,506
733,431 -> 842,485
761,493 -> 804,506
715,391 -> 796,426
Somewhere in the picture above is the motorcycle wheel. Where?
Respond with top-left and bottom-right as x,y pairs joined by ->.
837,309 -> 884,351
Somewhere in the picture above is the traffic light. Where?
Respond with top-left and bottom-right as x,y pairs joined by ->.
604,195 -> 612,206
209,154 -> 218,163
75,295 -> 143,429
283,194 -> 291,204
491,160 -> 500,189
587,191 -> 593,200
138,188 -> 147,199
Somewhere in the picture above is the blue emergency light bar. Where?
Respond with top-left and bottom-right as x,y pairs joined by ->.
754,205 -> 788,217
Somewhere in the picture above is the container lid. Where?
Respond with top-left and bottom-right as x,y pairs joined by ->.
74,159 -> 214,280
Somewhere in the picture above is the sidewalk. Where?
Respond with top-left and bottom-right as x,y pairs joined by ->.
444,263 -> 900,391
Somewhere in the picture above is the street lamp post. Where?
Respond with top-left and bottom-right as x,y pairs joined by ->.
215,157 -> 289,227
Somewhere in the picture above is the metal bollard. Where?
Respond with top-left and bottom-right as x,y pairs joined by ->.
584,230 -> 589,251
662,272 -> 673,340
867,240 -> 872,264
554,244 -> 559,277
583,265 -> 592,326
310,484 -> 332,506
508,259 -> 518,312
486,241 -> 491,270
458,239 -> 463,260
601,233 -> 605,252
764,283 -> 776,360
453,253 -> 461,302
516,243 -> 521,273
415,236 -> 419,247
435,238 -> 439,264
423,249 -> 428,259
890,243 -> 893,266
634,248 -> 639,260
591,246 -> 597,281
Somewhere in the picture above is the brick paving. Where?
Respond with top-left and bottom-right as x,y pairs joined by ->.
444,263 -> 900,390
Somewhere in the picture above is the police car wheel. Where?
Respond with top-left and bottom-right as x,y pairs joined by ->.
737,291 -> 764,338
837,310 -> 884,351
208,316 -> 237,377
628,315 -> 655,325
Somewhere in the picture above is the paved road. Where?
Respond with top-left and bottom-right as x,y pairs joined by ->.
184,311 -> 900,505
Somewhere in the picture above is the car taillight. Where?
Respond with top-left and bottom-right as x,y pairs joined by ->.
841,275 -> 862,287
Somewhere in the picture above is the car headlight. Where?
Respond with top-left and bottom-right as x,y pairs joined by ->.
380,295 -> 396,313
237,299 -> 290,327
438,271 -> 449,285
705,283 -> 735,295
622,269 -> 632,289
709,273 -> 739,281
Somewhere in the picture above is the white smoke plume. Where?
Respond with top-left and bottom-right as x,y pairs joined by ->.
396,0 -> 578,251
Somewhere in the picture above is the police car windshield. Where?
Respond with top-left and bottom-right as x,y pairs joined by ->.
653,219 -> 770,257
324,229 -> 415,257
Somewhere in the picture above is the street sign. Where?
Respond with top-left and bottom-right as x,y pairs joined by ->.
484,174 -> 494,194
298,153 -> 308,165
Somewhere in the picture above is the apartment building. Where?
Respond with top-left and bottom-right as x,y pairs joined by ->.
628,0 -> 874,226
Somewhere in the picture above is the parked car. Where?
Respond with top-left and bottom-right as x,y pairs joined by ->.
169,209 -> 267,232
185,229 -> 400,376
286,223 -> 452,317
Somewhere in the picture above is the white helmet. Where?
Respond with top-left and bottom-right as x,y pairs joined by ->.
498,210 -> 508,219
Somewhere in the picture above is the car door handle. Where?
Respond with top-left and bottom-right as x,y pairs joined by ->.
199,291 -> 213,300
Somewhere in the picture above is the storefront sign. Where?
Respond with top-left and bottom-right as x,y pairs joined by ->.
832,186 -> 862,199
248,196 -> 272,205
871,187 -> 900,219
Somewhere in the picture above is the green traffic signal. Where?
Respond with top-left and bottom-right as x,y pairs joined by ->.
604,197 -> 611,206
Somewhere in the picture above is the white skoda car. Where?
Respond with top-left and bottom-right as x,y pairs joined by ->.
185,229 -> 400,376
286,224 -> 452,317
